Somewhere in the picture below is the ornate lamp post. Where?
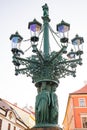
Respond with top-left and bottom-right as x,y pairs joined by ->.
10,3 -> 84,129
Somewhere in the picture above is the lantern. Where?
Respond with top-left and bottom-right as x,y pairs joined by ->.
72,34 -> 84,56
28,19 -> 42,42
10,32 -> 23,55
57,20 -> 70,43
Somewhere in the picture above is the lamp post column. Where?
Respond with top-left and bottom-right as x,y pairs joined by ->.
42,4 -> 50,59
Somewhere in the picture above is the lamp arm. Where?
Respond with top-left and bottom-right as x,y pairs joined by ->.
64,68 -> 75,74
53,58 -> 82,69
13,56 -> 41,65
58,58 -> 82,65
48,47 -> 65,63
15,67 -> 29,71
15,67 -> 32,77
36,48 -> 45,62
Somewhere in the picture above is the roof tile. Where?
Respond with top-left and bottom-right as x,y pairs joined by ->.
70,84 -> 87,94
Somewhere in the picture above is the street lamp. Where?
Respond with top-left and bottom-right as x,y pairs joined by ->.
57,20 -> 70,44
72,34 -> 84,56
10,32 -> 23,54
10,3 -> 84,128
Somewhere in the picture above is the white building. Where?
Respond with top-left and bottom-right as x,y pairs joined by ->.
0,98 -> 35,130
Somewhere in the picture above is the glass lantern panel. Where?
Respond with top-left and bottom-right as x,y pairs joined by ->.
30,24 -> 36,32
72,39 -> 81,45
67,52 -> 75,59
58,25 -> 69,33
11,41 -> 17,49
30,24 -> 41,32
12,37 -> 19,43
36,24 -> 41,32
11,36 -> 21,49
69,53 -> 75,58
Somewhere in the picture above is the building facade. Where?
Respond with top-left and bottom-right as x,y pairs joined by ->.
63,84 -> 87,130
0,98 -> 35,130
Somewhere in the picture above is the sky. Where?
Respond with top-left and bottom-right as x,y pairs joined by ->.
0,0 -> 87,127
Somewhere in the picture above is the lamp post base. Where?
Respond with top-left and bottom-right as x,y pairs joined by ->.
31,126 -> 62,130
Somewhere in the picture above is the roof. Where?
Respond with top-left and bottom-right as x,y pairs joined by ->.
0,98 -> 12,111
70,84 -> 87,95
0,98 -> 22,120
0,98 -> 28,128
2,98 -> 35,128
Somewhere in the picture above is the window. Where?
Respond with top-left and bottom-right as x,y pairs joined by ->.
8,123 -> 11,130
79,98 -> 86,107
0,119 -> 2,130
14,126 -> 16,130
82,117 -> 87,128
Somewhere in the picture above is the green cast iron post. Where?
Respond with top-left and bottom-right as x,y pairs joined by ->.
42,4 -> 50,59
10,3 -> 84,128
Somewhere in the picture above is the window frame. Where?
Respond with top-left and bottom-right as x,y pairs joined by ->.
82,116 -> 87,128
14,126 -> 16,130
0,119 -> 2,130
79,98 -> 86,107
8,123 -> 11,130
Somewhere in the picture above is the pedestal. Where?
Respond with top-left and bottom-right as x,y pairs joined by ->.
31,126 -> 62,130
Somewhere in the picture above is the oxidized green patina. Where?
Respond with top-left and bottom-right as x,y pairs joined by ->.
10,3 -> 83,128
35,81 -> 59,127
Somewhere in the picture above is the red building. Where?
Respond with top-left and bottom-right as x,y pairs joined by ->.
63,84 -> 87,130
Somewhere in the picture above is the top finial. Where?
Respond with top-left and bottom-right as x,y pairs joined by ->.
42,3 -> 49,17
